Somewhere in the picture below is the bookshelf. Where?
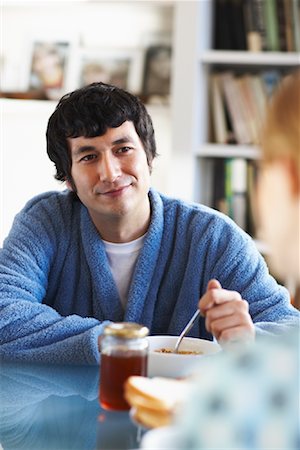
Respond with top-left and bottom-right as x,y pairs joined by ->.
172,1 -> 300,247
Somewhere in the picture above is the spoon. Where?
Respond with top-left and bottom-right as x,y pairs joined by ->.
174,309 -> 201,353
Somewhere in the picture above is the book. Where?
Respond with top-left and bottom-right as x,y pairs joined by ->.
292,0 -> 300,52
246,160 -> 259,237
284,0 -> 295,51
210,74 -> 229,144
243,0 -> 267,51
229,0 -> 247,50
263,0 -> 280,51
213,0 -> 233,50
213,0 -> 247,50
219,72 -> 252,145
250,75 -> 268,124
212,158 -> 227,214
225,158 -> 233,219
231,158 -> 247,230
212,158 -> 252,233
237,75 -> 261,144
277,0 -> 288,51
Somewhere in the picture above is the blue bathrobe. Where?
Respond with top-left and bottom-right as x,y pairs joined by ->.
0,188 -> 298,364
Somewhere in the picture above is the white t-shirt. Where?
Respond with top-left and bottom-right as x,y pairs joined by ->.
103,234 -> 146,308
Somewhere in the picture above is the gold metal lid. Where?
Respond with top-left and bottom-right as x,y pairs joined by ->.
103,322 -> 149,339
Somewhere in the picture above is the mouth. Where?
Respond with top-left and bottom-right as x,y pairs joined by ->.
98,184 -> 132,197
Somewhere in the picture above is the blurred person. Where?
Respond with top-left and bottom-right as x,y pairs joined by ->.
174,330 -> 299,450
0,82 -> 298,364
257,70 -> 300,308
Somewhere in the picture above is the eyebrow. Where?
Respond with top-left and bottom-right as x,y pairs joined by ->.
71,135 -> 135,156
111,135 -> 135,146
72,145 -> 96,157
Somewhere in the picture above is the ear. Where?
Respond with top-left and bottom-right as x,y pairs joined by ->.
65,179 -> 73,191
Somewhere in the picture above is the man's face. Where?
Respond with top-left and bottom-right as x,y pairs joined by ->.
67,121 -> 152,237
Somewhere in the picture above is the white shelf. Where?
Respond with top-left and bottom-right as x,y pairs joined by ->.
196,144 -> 261,160
171,1 -> 298,251
199,50 -> 300,66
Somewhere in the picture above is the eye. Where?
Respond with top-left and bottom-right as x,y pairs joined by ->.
115,146 -> 133,155
79,154 -> 97,162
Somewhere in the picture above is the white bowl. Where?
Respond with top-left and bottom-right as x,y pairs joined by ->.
147,335 -> 220,378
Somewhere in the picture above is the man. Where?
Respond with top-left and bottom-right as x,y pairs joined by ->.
0,82 -> 298,364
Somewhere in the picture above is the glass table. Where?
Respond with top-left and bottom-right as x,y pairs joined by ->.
0,361 -> 144,450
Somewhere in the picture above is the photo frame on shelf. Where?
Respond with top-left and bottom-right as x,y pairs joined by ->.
142,45 -> 172,100
68,47 -> 144,95
26,39 -> 73,100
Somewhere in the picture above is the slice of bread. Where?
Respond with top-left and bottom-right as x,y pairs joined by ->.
131,404 -> 172,429
124,376 -> 189,428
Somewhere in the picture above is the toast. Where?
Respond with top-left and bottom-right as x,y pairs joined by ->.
124,376 -> 188,428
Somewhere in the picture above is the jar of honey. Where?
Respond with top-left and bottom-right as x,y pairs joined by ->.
99,322 -> 149,411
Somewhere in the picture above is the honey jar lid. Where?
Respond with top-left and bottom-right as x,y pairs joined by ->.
104,322 -> 149,339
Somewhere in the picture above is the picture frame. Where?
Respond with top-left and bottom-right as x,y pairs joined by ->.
26,39 -> 73,99
142,45 -> 172,99
68,47 -> 144,95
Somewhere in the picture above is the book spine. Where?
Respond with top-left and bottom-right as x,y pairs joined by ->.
213,0 -> 232,50
231,158 -> 247,230
255,0 -> 268,50
263,0 -> 280,50
277,0 -> 288,51
237,75 -> 260,144
284,0 -> 295,51
225,158 -> 233,219
250,75 -> 268,123
246,161 -> 258,237
212,158 -> 227,214
230,0 -> 247,50
220,72 -> 252,145
292,0 -> 300,52
243,0 -> 267,51
210,74 -> 229,144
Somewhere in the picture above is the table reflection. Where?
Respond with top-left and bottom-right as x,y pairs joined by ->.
0,362 -> 143,450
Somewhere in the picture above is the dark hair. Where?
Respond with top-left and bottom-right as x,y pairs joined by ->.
46,82 -> 157,185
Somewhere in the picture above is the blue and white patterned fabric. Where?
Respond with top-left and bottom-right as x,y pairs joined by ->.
177,333 -> 299,450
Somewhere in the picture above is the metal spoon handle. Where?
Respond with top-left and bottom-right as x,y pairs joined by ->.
174,309 -> 201,353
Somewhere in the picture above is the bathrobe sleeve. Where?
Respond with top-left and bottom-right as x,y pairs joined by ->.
0,193 -> 110,364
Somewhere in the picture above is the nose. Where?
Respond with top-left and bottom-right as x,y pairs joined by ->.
99,153 -> 121,183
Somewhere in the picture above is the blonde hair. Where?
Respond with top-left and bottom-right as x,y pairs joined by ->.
260,70 -> 300,174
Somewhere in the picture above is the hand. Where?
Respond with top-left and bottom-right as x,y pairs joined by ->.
199,279 -> 255,344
